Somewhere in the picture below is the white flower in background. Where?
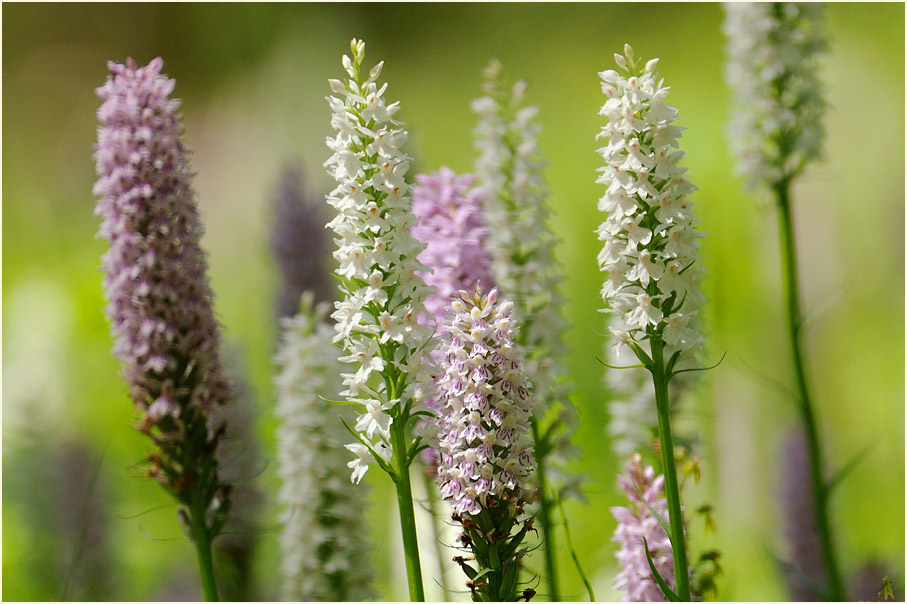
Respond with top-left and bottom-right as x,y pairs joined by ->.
324,39 -> 435,479
723,2 -> 828,189
473,58 -> 578,495
274,293 -> 374,601
597,45 -> 705,365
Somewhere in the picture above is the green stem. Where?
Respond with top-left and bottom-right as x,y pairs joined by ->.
775,181 -> 846,601
188,497 -> 219,602
531,420 -> 560,601
422,471 -> 450,599
650,336 -> 691,601
391,418 -> 425,601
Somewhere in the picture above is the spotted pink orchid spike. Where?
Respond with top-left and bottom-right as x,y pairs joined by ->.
93,58 -> 230,560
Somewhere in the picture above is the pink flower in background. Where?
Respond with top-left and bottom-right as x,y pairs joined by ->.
411,167 -> 495,331
410,167 -> 496,469
612,454 -> 679,602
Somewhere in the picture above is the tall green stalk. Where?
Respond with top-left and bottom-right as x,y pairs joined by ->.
531,420 -> 560,601
422,472 -> 450,599
188,496 -> 219,602
391,418 -> 425,601
774,181 -> 845,601
650,336 -> 691,602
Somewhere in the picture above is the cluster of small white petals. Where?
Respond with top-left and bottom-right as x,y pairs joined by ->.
611,454 -> 677,602
724,2 -> 828,189
324,40 -> 435,477
434,287 -> 536,516
274,294 -> 374,601
597,46 -> 705,361
472,59 -> 577,487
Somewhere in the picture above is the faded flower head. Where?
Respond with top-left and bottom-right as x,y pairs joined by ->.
434,287 -> 536,516
597,46 -> 705,363
270,164 -> 334,320
411,166 -> 496,472
780,427 -> 827,601
724,2 -> 829,189
324,39 -> 435,480
473,58 -> 579,499
274,293 -> 375,601
411,167 -> 494,329
612,453 -> 677,602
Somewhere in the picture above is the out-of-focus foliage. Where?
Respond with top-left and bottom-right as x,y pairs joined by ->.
2,3 -> 903,601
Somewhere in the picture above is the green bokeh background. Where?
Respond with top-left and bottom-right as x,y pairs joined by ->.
3,3 -> 904,601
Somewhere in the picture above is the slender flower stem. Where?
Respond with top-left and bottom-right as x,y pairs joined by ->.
422,471 -> 450,598
189,496 -> 219,602
774,181 -> 845,601
650,336 -> 691,601
391,417 -> 425,601
531,420 -> 560,601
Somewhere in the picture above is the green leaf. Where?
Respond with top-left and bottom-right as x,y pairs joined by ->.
498,523 -> 528,561
318,395 -> 361,406
472,567 -> 493,582
668,351 -> 727,380
499,561 -> 519,601
459,562 -> 478,581
555,493 -> 595,601
665,350 -> 682,376
632,483 -> 673,547
489,541 -> 501,571
594,355 -> 647,371
826,442 -> 873,493
629,341 -> 655,369
643,538 -> 683,602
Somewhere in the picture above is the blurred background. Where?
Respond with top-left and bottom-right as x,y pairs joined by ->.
2,3 -> 904,601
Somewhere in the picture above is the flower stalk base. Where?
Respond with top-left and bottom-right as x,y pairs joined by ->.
452,504 -> 535,602
651,336 -> 691,601
188,497 -> 220,602
775,181 -> 845,601
531,420 -> 560,601
391,418 -> 425,601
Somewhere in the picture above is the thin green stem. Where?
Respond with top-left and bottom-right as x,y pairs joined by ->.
650,336 -> 691,601
531,420 -> 560,601
188,497 -> 219,602
775,181 -> 845,601
391,417 -> 425,601
422,471 -> 450,599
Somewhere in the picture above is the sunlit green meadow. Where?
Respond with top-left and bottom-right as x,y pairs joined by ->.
3,3 -> 903,601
